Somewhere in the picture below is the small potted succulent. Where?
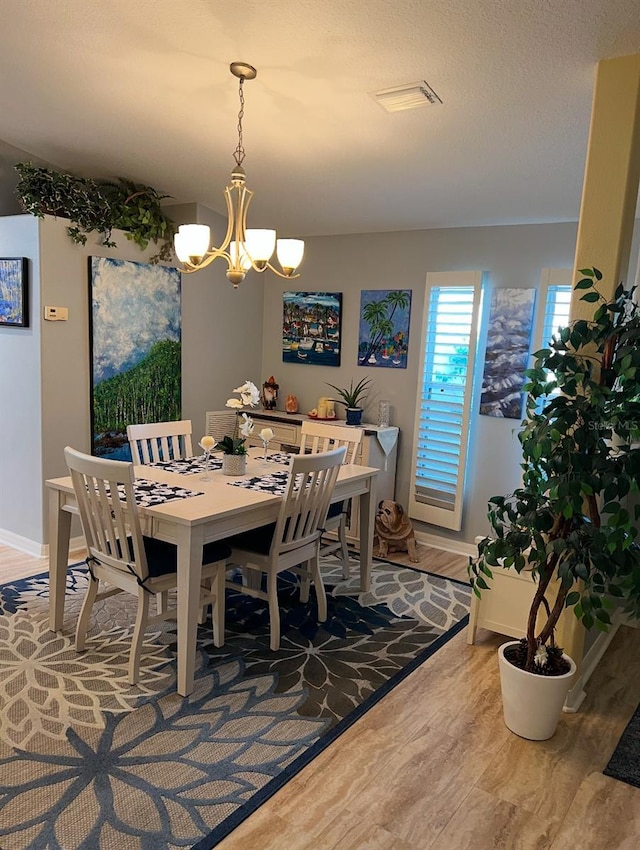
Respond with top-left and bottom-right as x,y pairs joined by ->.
326,377 -> 371,426
469,267 -> 640,740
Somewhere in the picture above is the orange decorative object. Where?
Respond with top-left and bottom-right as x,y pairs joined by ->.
285,394 -> 298,413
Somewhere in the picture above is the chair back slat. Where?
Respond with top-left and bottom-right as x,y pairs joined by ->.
299,421 -> 363,465
205,411 -> 239,444
64,446 -> 149,582
274,447 -> 346,555
127,420 -> 193,464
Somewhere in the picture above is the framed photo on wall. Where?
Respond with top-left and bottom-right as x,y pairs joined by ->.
0,258 -> 29,328
282,291 -> 342,366
89,257 -> 182,459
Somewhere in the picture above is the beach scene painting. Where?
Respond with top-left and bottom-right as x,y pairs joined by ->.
282,291 -> 342,366
479,287 -> 536,419
89,257 -> 181,459
358,289 -> 411,368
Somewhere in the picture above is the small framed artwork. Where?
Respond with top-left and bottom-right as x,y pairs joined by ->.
358,289 -> 411,367
282,291 -> 342,366
0,258 -> 29,328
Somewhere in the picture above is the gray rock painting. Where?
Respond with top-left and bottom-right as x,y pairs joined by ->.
479,287 -> 536,419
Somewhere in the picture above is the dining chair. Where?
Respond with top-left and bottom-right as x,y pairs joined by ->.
224,446 -> 346,651
299,420 -> 364,578
127,419 -> 193,464
64,446 -> 231,684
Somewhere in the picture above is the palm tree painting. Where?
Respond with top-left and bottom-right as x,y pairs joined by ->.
358,290 -> 411,368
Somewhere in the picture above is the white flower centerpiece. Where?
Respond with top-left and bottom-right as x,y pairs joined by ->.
215,380 -> 260,475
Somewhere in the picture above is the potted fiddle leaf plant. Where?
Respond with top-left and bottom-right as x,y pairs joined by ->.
469,267 -> 640,740
326,377 -> 371,425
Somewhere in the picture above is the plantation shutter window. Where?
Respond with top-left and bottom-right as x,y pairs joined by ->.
538,269 -> 572,349
409,270 -> 482,531
533,269 -> 572,412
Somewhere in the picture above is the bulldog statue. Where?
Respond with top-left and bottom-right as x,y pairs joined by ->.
374,499 -> 419,562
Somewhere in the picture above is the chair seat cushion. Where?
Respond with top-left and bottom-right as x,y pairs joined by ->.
141,536 -> 232,578
327,500 -> 345,519
225,523 -> 277,557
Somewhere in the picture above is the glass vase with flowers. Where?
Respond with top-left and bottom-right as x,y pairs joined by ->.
214,380 -> 260,475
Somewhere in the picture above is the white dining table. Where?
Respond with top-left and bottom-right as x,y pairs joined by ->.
46,448 -> 378,696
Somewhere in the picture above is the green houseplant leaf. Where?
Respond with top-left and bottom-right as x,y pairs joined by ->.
325,377 -> 372,408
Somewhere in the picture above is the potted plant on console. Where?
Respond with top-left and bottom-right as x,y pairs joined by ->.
326,377 -> 371,426
469,267 -> 640,740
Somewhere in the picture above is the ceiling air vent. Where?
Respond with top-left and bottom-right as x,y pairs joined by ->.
372,80 -> 442,113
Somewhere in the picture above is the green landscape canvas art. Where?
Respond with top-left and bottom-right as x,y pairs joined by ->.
89,257 -> 181,459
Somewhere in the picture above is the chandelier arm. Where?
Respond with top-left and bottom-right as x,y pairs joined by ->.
213,184 -> 241,259
179,248 -> 233,274
262,260 -> 301,280
234,185 -> 250,258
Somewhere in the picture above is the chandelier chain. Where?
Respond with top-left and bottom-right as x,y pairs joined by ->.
234,77 -> 246,166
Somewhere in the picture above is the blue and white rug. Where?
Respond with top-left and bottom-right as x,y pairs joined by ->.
0,556 -> 470,849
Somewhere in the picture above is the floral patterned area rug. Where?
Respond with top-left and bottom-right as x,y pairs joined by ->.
0,556 -> 470,850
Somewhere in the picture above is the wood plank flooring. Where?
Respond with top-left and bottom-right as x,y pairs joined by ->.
2,540 -> 639,849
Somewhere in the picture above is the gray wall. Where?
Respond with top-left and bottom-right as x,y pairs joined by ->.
3,209 -> 638,551
0,216 -> 43,543
166,202 -> 266,437
1,212 -> 263,547
261,222 -> 581,549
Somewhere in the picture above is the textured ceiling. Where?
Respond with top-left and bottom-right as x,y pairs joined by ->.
0,0 -> 639,237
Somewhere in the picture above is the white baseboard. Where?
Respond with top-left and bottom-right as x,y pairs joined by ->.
414,530 -> 476,558
0,529 -> 46,558
0,529 -> 86,561
562,616 -> 623,713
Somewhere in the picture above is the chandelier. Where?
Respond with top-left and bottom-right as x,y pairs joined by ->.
174,62 -> 304,287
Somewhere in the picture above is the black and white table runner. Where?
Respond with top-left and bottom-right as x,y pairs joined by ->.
228,471 -> 290,495
109,479 -> 204,506
148,456 -> 223,475
254,452 -> 292,465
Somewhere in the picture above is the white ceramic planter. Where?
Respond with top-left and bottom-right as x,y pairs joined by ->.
222,454 -> 247,476
498,641 -> 577,740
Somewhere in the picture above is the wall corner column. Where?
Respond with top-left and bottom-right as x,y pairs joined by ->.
571,53 -> 640,315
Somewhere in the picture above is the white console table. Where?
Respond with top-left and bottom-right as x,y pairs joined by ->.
207,409 -> 399,544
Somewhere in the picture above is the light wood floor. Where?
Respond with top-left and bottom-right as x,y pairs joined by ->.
2,541 -> 639,849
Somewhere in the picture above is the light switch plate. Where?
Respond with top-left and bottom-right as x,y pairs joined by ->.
44,306 -> 69,321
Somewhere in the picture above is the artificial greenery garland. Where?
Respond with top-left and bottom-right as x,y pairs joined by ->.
15,162 -> 175,263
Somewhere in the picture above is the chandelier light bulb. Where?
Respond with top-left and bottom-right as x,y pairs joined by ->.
276,239 -> 305,275
176,224 -> 211,263
230,241 -> 252,270
244,229 -> 276,265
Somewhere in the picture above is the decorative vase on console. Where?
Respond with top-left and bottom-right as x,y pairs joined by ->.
285,393 -> 298,413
